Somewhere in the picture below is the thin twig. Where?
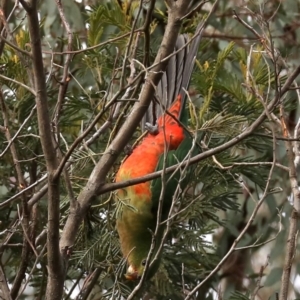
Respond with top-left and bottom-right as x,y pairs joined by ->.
251,256 -> 270,300
0,262 -> 12,300
0,74 -> 36,95
0,105 -> 37,158
42,30 -> 143,56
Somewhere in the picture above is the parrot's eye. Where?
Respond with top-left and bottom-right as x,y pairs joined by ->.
141,259 -> 147,266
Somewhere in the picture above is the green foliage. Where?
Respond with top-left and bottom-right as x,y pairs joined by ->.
151,135 -> 199,210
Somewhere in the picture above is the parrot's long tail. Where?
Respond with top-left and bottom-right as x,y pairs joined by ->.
142,22 -> 203,130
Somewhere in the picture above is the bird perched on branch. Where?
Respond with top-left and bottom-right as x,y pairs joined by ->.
115,23 -> 203,281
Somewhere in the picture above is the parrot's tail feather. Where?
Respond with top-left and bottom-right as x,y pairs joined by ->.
179,26 -> 203,104
142,21 -> 203,131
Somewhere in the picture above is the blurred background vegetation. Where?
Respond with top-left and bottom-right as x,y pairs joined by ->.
0,0 -> 300,299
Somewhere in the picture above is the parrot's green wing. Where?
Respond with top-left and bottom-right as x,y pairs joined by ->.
150,134 -> 200,218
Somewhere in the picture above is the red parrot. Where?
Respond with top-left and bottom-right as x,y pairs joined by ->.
115,24 -> 202,280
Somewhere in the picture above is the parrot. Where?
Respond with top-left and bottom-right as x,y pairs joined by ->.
115,23 -> 203,281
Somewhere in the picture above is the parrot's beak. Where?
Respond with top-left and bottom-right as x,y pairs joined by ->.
125,272 -> 138,280
125,265 -> 139,280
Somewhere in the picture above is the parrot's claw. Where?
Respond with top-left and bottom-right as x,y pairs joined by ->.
145,122 -> 159,135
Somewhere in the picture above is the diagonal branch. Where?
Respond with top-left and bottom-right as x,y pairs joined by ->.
0,262 -> 12,300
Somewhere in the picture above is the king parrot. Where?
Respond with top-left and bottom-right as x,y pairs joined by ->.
115,24 -> 202,281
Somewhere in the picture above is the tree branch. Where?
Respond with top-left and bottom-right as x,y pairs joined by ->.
0,263 -> 12,300
279,105 -> 300,300
21,0 -> 64,298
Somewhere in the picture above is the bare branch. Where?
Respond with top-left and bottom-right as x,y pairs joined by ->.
0,74 -> 36,95
52,0 -> 73,128
251,256 -> 270,300
0,263 -> 12,300
279,105 -> 300,300
22,0 -> 64,298
0,105 -> 37,158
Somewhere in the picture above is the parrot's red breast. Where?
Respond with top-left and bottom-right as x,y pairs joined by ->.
116,94 -> 184,197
